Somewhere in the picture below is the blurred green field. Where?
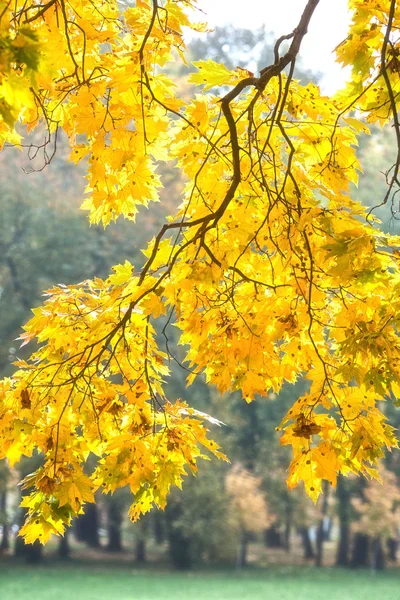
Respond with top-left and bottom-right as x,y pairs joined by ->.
0,563 -> 399,600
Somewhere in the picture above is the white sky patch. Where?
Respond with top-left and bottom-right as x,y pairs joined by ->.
189,0 -> 351,93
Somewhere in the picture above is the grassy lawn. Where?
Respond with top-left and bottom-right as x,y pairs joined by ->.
0,563 -> 399,600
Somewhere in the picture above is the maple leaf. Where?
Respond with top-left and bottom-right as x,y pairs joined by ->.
107,260 -> 134,286
189,59 -> 235,91
58,470 -> 95,512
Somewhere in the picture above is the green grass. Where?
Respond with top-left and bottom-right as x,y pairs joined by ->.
0,562 -> 399,600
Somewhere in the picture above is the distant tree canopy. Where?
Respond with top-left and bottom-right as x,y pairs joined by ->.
1,0 -> 400,545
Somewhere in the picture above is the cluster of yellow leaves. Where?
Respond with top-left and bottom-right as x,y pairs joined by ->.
0,273 -> 226,541
335,0 -> 400,125
1,0 -> 400,543
0,0 -> 208,224
0,4 -> 41,146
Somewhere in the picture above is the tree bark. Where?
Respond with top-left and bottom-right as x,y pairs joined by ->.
324,516 -> 333,541
14,538 -> 43,563
336,474 -> 350,567
135,537 -> 146,563
106,499 -> 123,552
371,537 -> 385,572
153,511 -> 165,545
236,530 -> 248,568
165,501 -> 192,570
58,531 -> 70,559
264,525 -> 282,548
387,538 -> 398,562
0,490 -> 9,551
315,481 -> 329,567
283,499 -> 292,552
299,527 -> 314,559
75,503 -> 100,547
350,533 -> 370,568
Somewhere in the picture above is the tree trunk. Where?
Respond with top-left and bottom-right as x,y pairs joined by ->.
299,527 -> 314,560
15,539 -> 43,563
371,537 -> 385,572
350,533 -> 370,568
387,538 -> 398,562
0,522 -> 9,552
236,530 -> 248,568
167,526 -> 191,569
106,499 -> 123,552
324,517 -> 333,541
336,474 -> 350,567
165,501 -> 192,570
133,518 -> 147,562
264,525 -> 282,548
315,481 -> 329,567
75,504 -> 100,547
283,500 -> 292,552
0,490 -> 9,551
58,531 -> 70,559
153,511 -> 165,545
135,537 -> 146,563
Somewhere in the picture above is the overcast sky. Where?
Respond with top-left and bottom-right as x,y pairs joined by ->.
190,0 -> 351,93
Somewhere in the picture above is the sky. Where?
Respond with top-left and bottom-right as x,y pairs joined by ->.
190,0 -> 351,94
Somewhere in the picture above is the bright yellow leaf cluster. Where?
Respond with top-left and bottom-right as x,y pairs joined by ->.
1,0 -> 400,543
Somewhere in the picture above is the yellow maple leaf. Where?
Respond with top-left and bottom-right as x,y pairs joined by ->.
57,470 -> 95,512
189,59 -> 235,91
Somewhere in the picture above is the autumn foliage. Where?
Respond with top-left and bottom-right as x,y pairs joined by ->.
1,0 -> 400,544
352,465 -> 400,541
226,465 -> 272,535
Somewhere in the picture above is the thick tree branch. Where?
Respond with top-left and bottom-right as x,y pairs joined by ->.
140,0 -> 320,280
